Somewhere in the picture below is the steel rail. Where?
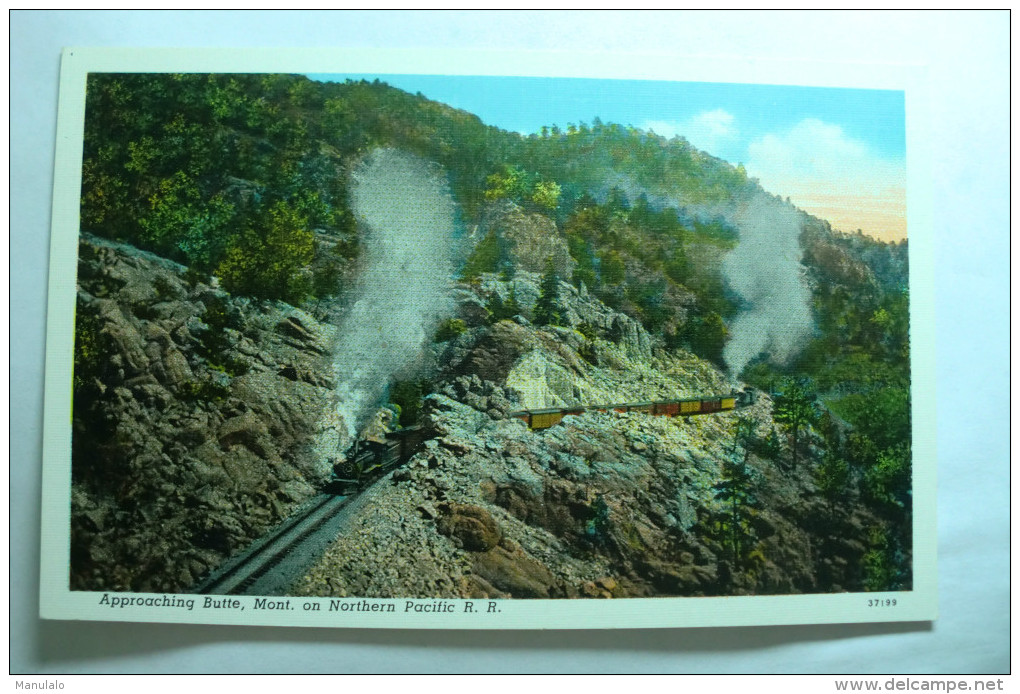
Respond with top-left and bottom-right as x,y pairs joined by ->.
191,492 -> 349,595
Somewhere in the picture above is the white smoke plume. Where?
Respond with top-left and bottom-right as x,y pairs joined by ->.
722,194 -> 814,376
333,148 -> 457,440
595,172 -> 814,377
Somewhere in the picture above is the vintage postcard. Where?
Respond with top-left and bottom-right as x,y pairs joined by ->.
40,47 -> 935,628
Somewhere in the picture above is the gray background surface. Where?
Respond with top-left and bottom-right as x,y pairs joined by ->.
10,10 -> 1009,674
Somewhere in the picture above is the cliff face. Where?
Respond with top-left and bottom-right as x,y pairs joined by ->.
69,205 -> 887,599
71,235 -> 341,592
293,272 -> 878,599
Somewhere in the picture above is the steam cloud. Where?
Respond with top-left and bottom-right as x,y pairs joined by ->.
721,194 -> 814,376
333,148 -> 457,440
597,173 -> 814,377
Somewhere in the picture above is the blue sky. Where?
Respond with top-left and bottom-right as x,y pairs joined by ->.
308,73 -> 907,241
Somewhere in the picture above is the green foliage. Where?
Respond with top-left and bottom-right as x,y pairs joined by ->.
578,341 -> 598,366
179,378 -> 231,403
731,416 -> 758,459
773,379 -> 821,468
80,73 -> 366,304
531,180 -> 561,211
486,287 -> 521,324
434,318 -> 467,342
830,386 -> 910,454
183,266 -> 209,289
750,429 -> 783,460
140,171 -> 236,266
740,360 -> 786,394
664,249 -> 688,285
459,230 -> 502,282
811,351 -> 907,394
389,379 -> 430,427
73,298 -> 109,401
196,296 -> 249,377
713,454 -> 760,568
565,195 -> 700,335
576,321 -> 600,365
565,233 -> 598,290
576,322 -> 598,342
312,254 -> 344,300
682,311 -> 728,366
216,200 -> 315,303
814,450 -> 851,507
863,443 -> 911,509
79,72 -> 755,324
846,431 -> 880,469
861,525 -> 898,592
485,165 -> 560,212
828,387 -> 911,519
598,249 -> 626,286
521,120 -> 752,208
484,165 -> 530,202
533,258 -> 564,327
81,155 -> 129,232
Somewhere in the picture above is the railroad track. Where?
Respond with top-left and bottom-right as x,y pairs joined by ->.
192,433 -> 415,595
191,389 -> 756,595
191,492 -> 355,596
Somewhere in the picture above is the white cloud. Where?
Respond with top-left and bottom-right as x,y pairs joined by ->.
643,108 -> 738,157
745,119 -> 906,241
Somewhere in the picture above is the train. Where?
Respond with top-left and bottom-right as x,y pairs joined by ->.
327,388 -> 757,491
327,425 -> 426,494
508,388 -> 758,430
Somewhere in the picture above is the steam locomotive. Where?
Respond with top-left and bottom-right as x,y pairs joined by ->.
327,426 -> 426,494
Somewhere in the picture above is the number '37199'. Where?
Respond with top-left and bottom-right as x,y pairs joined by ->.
868,598 -> 897,607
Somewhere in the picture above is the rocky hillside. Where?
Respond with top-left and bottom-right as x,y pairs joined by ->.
292,267 -> 880,599
69,193 -> 903,599
71,234 -> 343,592
70,71 -> 911,596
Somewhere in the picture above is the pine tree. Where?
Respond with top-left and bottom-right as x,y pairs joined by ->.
814,449 -> 850,514
504,286 -> 521,318
486,285 -> 522,324
533,258 -> 564,326
713,454 -> 758,568
773,379 -> 821,469
459,230 -> 501,282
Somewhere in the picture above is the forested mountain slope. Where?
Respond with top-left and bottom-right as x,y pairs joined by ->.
73,73 -> 912,596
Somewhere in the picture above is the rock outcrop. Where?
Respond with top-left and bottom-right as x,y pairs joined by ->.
480,200 -> 575,278
293,274 -> 878,599
70,234 -> 882,599
294,387 -> 831,599
71,235 -> 340,593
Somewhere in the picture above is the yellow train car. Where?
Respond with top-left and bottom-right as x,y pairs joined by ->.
509,389 -> 754,431
530,409 -> 565,430
679,400 -> 702,414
